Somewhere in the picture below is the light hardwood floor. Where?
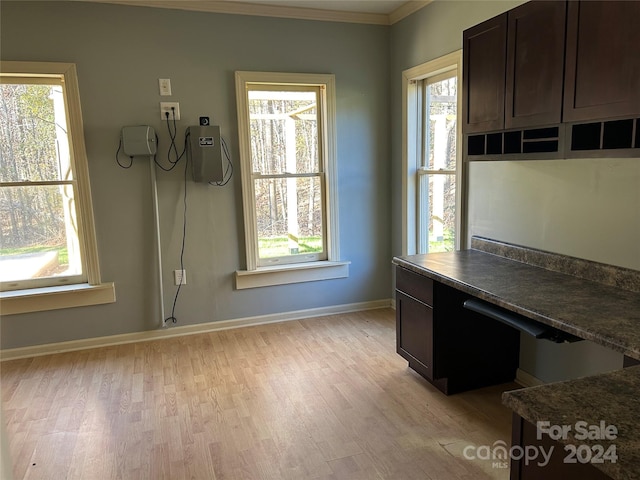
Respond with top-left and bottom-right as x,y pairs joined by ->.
1,308 -> 519,479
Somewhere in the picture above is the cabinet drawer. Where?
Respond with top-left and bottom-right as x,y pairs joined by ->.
396,266 -> 433,306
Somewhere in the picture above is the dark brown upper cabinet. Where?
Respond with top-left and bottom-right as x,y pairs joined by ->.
464,0 -> 640,158
563,1 -> 640,123
505,1 -> 567,129
462,14 -> 507,134
463,1 -> 566,135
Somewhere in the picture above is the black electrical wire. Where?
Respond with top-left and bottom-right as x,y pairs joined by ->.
153,130 -> 189,172
166,110 -> 180,164
115,136 -> 134,168
209,136 -> 234,186
164,149 -> 189,325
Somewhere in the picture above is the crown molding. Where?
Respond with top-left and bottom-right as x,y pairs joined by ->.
389,0 -> 432,24
73,0 -> 431,25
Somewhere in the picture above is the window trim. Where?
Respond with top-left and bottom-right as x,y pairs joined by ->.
401,51 -> 466,256
0,61 -> 114,314
235,71 -> 343,287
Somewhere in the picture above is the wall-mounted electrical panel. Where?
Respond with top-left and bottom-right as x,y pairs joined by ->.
121,125 -> 157,156
188,125 -> 223,183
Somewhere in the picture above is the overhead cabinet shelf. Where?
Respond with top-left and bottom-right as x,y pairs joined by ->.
570,118 -> 640,154
467,126 -> 562,157
462,0 -> 640,160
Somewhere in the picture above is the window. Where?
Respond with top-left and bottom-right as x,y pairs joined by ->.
417,72 -> 458,253
235,72 -> 347,289
402,52 -> 464,255
0,62 -> 113,314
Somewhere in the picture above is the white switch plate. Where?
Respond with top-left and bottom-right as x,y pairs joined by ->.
159,78 -> 172,96
174,269 -> 186,285
160,102 -> 180,120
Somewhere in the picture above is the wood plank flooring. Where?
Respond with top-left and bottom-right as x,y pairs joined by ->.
1,308 -> 519,479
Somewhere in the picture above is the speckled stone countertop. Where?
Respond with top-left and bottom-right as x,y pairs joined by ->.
502,366 -> 640,480
392,237 -> 640,360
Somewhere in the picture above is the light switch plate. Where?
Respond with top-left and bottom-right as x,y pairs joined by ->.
159,78 -> 172,96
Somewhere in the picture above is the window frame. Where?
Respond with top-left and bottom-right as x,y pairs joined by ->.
246,84 -> 327,267
0,61 -> 114,314
235,71 -> 347,289
402,51 -> 466,256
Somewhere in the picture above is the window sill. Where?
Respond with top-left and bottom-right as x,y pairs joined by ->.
0,282 -> 116,315
235,261 -> 350,289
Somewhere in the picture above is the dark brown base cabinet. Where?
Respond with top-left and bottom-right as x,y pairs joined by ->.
510,414 -> 612,479
395,266 -> 520,395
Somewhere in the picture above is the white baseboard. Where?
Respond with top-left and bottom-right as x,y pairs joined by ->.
515,368 -> 544,388
0,299 -> 392,361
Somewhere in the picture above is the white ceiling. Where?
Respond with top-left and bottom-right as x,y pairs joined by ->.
78,0 -> 432,25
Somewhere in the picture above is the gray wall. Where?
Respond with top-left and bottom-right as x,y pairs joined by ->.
390,1 -> 639,382
0,1 -> 392,349
2,0 -> 638,383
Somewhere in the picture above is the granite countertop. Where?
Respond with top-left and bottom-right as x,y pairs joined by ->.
393,241 -> 640,360
502,366 -> 640,480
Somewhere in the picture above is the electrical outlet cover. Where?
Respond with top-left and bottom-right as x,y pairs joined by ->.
160,102 -> 181,120
174,269 -> 186,285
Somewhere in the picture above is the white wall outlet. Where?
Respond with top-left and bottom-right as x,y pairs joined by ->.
159,78 -> 172,96
174,269 -> 186,285
160,102 -> 180,120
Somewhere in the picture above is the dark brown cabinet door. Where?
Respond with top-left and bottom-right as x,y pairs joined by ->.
563,0 -> 640,122
395,291 -> 433,380
463,13 -> 507,133
505,1 -> 566,129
